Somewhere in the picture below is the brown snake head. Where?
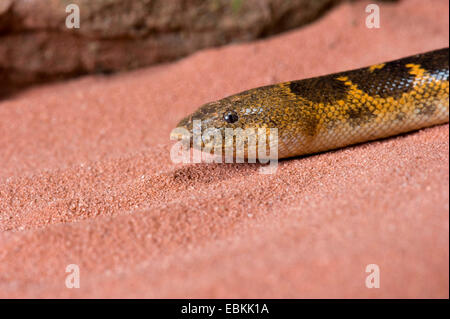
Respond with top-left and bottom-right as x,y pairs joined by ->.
171,87 -> 284,158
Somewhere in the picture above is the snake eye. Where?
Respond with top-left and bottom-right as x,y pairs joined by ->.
223,111 -> 238,123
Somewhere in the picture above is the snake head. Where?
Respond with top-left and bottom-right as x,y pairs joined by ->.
170,89 -> 279,159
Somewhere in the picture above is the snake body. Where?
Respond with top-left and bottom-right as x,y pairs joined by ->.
174,48 -> 449,159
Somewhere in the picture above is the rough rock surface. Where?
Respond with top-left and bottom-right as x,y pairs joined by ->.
0,0 -> 339,97
0,0 -> 448,298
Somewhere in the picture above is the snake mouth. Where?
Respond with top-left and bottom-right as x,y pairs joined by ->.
169,126 -> 190,138
170,127 -> 193,148
170,114 -> 194,146
171,127 -> 227,154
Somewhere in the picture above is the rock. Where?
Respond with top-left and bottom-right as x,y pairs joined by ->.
0,0 -> 340,97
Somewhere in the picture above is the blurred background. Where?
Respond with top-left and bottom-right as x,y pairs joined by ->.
0,0 -> 397,98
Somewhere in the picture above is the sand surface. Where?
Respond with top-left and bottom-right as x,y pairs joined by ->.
0,0 -> 448,298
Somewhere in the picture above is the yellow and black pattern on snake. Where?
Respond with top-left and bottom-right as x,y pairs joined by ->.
174,48 -> 449,159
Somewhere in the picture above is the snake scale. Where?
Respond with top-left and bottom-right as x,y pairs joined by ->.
173,48 -> 449,160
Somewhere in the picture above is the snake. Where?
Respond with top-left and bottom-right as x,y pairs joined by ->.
171,48 -> 449,160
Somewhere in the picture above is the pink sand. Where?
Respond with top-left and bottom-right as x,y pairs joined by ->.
0,0 -> 448,298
